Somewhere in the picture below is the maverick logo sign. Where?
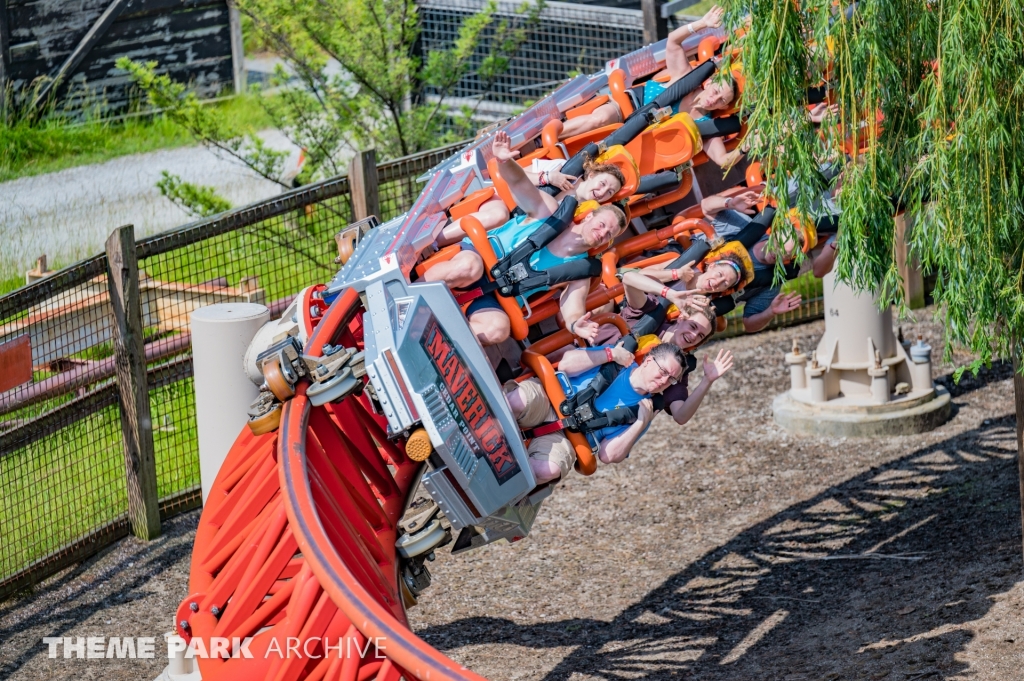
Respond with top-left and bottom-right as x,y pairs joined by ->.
421,320 -> 520,483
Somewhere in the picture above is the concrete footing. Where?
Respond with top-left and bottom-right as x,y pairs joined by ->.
772,386 -> 952,437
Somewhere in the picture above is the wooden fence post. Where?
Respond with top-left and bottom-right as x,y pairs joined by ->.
105,224 -> 161,541
349,149 -> 380,223
641,0 -> 668,44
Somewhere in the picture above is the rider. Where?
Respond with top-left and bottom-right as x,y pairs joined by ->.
588,270 -> 734,426
558,6 -> 728,139
506,342 -> 687,483
437,153 -> 623,246
424,131 -> 628,345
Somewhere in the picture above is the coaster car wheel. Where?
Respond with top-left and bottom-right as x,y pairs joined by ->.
262,357 -> 295,401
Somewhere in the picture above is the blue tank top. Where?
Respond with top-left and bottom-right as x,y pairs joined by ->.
463,213 -> 586,304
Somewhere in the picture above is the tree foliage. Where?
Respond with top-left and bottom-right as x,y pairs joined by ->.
119,0 -> 542,190
729,0 -> 1024,366
156,171 -> 233,218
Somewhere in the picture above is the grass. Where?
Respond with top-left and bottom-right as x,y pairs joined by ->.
674,0 -> 719,21
0,94 -> 273,182
0,377 -> 200,581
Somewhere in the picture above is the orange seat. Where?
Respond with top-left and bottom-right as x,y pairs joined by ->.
486,158 -> 521,212
608,68 -> 634,118
745,162 -> 764,187
414,244 -> 461,278
624,113 -> 702,176
541,120 -> 566,158
697,35 -> 723,63
565,94 -> 610,120
556,123 -> 623,158
628,168 -> 695,219
449,187 -> 498,220
595,145 -> 640,201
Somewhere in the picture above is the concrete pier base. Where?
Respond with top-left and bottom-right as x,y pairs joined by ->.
772,271 -> 950,437
773,385 -> 951,437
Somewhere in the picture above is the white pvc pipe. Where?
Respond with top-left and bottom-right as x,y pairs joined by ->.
190,303 -> 270,504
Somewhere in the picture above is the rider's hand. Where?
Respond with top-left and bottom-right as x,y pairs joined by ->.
699,5 -> 725,30
610,345 -> 635,367
666,288 -> 708,310
702,349 -> 734,382
728,189 -> 762,215
808,103 -> 839,124
548,169 -> 577,193
492,131 -> 520,163
571,311 -> 600,343
769,291 -> 802,315
637,398 -> 655,425
670,263 -> 696,285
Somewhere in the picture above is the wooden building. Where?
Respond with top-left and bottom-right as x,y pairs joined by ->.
0,0 -> 244,113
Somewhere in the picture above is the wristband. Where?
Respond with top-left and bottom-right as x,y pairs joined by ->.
671,268 -> 680,281
538,171 -> 547,186
605,347 -> 614,362
569,319 -> 577,334
661,286 -> 670,298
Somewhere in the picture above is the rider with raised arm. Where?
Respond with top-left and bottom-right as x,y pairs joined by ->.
506,342 -> 687,483
558,6 -> 727,139
424,131 -> 627,345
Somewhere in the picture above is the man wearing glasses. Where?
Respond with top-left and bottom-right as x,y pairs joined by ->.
505,342 -> 688,484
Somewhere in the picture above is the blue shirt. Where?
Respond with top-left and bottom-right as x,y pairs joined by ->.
567,349 -> 650,445
463,213 -> 586,304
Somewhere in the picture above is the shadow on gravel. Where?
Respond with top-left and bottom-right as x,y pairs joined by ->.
935,360 -> 1014,398
0,512 -> 197,680
419,417 -> 1022,680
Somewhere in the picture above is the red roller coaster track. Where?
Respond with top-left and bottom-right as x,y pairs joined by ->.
176,288 -> 485,681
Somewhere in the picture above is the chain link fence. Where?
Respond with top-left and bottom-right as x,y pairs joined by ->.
419,0 -> 690,110
0,143 -> 459,600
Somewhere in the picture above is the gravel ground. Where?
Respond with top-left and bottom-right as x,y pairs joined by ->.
0,133 -> 293,279
2,310 -> 1022,681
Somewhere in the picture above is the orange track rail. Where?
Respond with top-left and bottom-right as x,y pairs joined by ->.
178,288 -> 485,681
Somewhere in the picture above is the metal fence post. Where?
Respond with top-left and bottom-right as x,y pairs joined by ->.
349,149 -> 380,222
105,224 -> 161,541
641,0 -> 668,44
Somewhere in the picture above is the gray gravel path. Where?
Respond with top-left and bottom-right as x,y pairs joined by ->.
0,134 -> 294,278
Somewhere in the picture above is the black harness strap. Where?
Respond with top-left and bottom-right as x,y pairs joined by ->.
735,206 -> 776,249
694,115 -> 742,140
487,196 -> 579,293
477,255 -> 602,298
650,60 -> 718,111
637,170 -> 681,195
659,206 -> 775,276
